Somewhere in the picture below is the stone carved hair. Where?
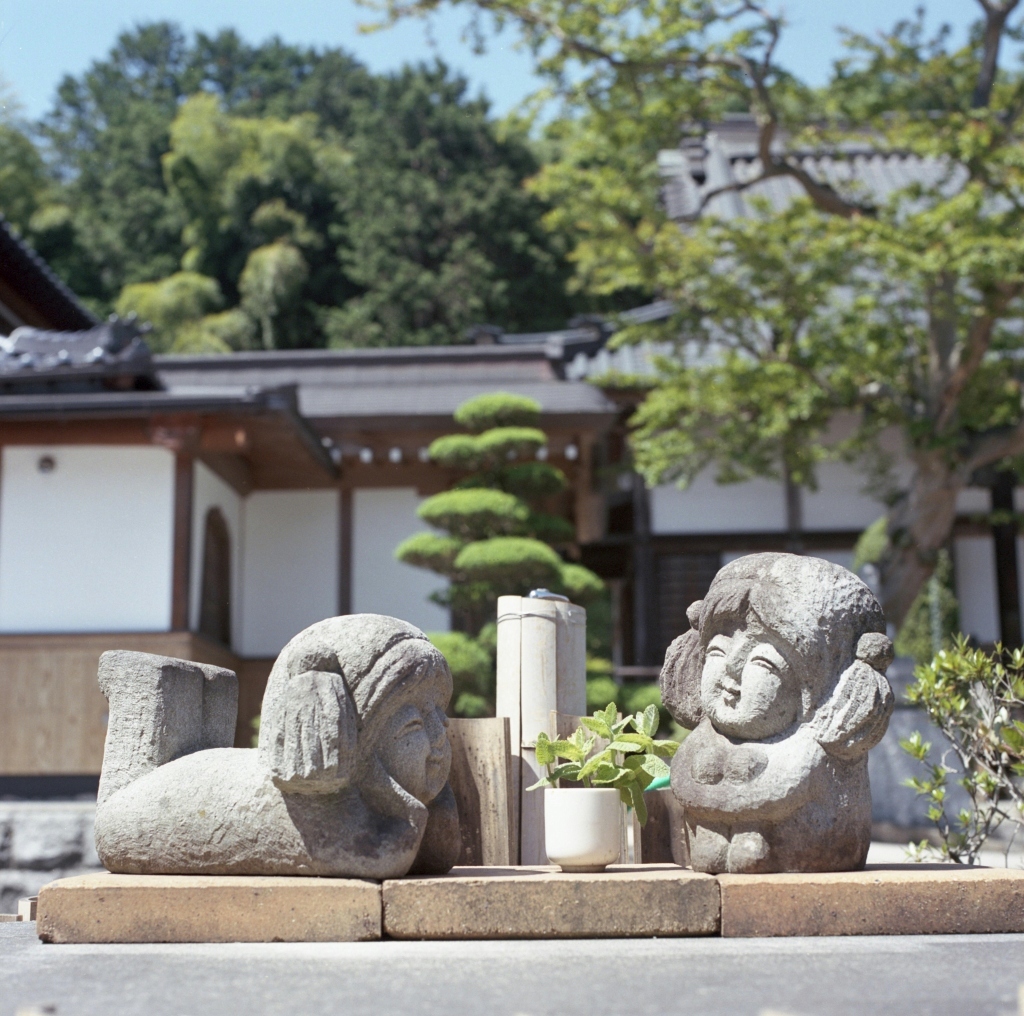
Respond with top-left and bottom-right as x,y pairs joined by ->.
661,553 -> 894,757
258,614 -> 451,794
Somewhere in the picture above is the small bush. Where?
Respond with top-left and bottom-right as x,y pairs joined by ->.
454,392 -> 541,432
586,676 -> 620,712
454,537 -> 563,587
429,631 -> 493,716
559,562 -> 605,603
498,461 -> 567,500
902,635 -> 1024,863
474,426 -> 546,465
428,433 -> 481,470
395,532 -> 464,573
419,489 -> 528,540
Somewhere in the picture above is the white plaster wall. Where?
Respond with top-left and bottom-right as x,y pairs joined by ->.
960,487 -> 991,513
238,490 -> 339,657
352,487 -> 449,633
955,536 -> 1000,644
189,461 -> 243,647
650,472 -> 787,534
802,462 -> 885,531
0,445 -> 174,632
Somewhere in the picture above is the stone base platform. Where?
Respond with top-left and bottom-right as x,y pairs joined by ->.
35,864 -> 1024,943
383,865 -> 720,939
37,874 -> 382,943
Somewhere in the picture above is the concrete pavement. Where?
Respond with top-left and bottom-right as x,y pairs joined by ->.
3,923 -> 1023,1016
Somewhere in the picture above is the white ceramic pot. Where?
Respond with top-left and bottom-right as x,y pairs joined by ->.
544,787 -> 622,873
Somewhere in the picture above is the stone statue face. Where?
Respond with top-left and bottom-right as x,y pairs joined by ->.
373,678 -> 451,805
701,621 -> 801,740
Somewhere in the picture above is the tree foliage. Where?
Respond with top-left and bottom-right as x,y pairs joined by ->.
396,391 -> 604,714
372,0 -> 1024,626
0,24 -> 589,345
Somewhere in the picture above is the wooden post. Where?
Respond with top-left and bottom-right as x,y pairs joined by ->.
339,486 -> 353,615
171,452 -> 194,631
991,470 -> 1021,647
446,717 -> 515,865
496,594 -> 586,865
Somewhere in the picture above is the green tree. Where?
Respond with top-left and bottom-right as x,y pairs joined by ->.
374,0 -> 1024,626
396,391 -> 604,715
29,24 -> 588,344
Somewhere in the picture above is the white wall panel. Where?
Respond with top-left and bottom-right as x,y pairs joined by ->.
960,487 -> 990,513
189,462 -> 243,647
650,472 -> 787,534
802,462 -> 886,531
238,490 -> 338,657
955,536 -> 999,644
352,487 -> 449,633
0,445 -> 174,632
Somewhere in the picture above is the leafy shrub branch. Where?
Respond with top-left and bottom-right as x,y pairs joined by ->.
901,636 -> 1024,864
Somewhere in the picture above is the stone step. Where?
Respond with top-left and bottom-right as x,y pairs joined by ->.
34,863 -> 1024,943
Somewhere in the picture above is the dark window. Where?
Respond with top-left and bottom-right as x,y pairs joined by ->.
199,508 -> 231,647
654,553 -> 720,660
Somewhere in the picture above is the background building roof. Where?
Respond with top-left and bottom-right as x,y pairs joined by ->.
156,344 -> 618,425
0,217 -> 98,334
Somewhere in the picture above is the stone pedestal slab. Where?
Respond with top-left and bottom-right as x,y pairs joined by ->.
718,864 -> 1024,937
37,873 -> 381,943
382,864 -> 720,939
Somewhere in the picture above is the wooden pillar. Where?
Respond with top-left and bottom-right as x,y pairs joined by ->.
631,472 -> 654,666
784,468 -> 804,554
991,471 -> 1021,648
339,486 -> 353,615
171,452 -> 194,631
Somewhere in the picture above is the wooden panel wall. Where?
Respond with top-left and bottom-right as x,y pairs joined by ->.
0,632 -> 244,775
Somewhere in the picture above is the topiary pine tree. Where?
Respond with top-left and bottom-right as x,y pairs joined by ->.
396,391 -> 604,716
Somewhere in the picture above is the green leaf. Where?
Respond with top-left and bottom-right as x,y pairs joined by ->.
606,740 -> 644,754
640,755 -> 671,780
550,763 -> 583,782
628,781 -> 648,826
534,732 -> 556,767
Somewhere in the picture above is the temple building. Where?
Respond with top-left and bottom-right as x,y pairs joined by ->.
0,205 -> 1016,823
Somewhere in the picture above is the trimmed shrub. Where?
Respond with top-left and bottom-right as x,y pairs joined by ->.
499,461 -> 568,499
395,532 -> 464,573
586,676 -> 620,712
428,433 -> 481,470
559,562 -> 606,603
454,536 -> 563,587
418,489 -> 529,540
473,426 -> 546,465
454,391 -> 541,432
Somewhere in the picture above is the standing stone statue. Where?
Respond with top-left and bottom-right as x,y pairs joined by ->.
660,552 -> 894,874
94,614 -> 459,879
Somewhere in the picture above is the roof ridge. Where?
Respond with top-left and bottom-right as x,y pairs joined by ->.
0,215 -> 98,329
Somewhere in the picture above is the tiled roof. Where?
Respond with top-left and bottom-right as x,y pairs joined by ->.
0,217 -> 97,332
658,115 -> 959,221
156,345 -> 618,422
0,317 -> 156,392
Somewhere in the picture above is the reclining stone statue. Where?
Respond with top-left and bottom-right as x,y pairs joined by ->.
660,552 -> 895,874
94,614 -> 459,879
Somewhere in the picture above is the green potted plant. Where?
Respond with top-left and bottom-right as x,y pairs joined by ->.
528,703 -> 680,872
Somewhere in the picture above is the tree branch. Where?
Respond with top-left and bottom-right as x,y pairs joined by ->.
964,417 -> 1024,475
934,286 -> 1020,432
972,0 -> 1021,108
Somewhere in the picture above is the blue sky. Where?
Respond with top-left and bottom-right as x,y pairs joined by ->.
0,0 -> 1002,120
